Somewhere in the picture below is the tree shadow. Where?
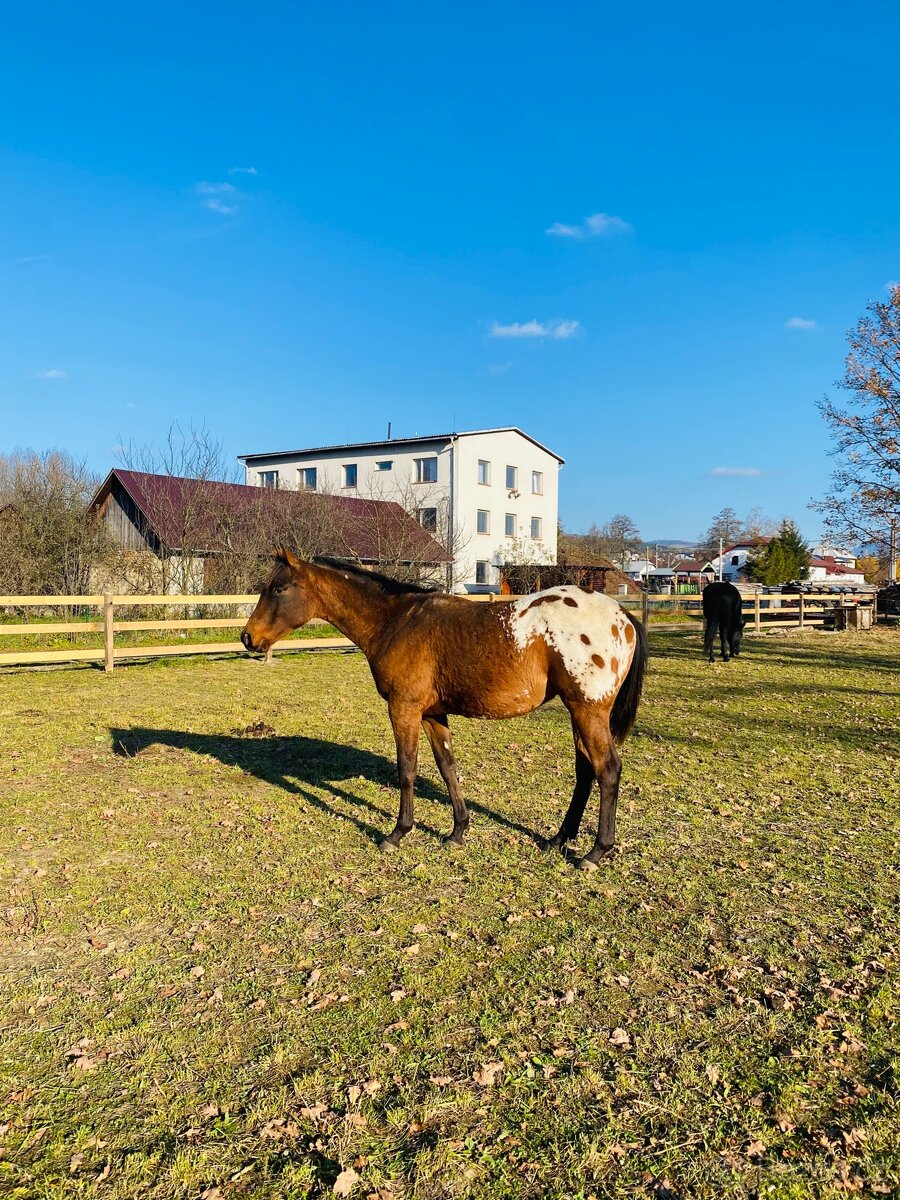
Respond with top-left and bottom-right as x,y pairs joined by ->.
109,726 -> 540,846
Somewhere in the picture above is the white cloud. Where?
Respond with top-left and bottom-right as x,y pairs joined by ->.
204,198 -> 239,215
195,181 -> 236,195
36,368 -> 69,379
710,466 -> 765,477
228,166 -> 258,175
15,253 -> 49,264
546,211 -> 632,239
486,361 -> 513,376
785,316 -> 817,330
490,318 -> 582,340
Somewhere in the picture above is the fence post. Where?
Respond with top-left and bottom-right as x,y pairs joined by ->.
754,593 -> 761,633
798,593 -> 805,630
103,594 -> 115,672
641,590 -> 649,626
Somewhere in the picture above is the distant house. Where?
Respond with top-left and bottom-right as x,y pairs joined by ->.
89,469 -> 450,592
807,555 -> 867,586
810,542 -> 857,567
238,427 -> 563,594
625,556 -> 714,592
709,538 -> 772,582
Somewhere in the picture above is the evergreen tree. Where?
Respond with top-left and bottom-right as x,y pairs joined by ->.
746,520 -> 810,585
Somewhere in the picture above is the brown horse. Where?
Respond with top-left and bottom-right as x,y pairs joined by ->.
241,551 -> 648,870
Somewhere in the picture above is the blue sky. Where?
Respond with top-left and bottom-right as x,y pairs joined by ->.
2,1 -> 899,542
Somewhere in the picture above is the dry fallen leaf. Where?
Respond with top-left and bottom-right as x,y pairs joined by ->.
472,1061 -> 504,1087
333,1166 -> 360,1197
390,988 -> 406,1003
347,1084 -> 361,1105
362,1079 -> 381,1096
609,1028 -> 631,1048
429,1074 -> 453,1086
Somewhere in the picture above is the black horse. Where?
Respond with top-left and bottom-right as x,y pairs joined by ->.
702,581 -> 745,662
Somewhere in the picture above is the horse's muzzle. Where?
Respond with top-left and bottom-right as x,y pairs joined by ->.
240,629 -> 255,652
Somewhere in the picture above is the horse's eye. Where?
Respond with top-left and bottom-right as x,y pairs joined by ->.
273,586 -> 284,597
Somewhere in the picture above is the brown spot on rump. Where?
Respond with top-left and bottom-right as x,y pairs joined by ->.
524,594 -> 561,611
611,624 -> 620,639
580,634 -> 591,645
563,596 -> 578,607
624,621 -> 635,643
591,654 -> 605,668
611,656 -> 620,674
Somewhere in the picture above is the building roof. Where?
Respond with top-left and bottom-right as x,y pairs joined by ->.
810,555 -> 864,577
90,469 -> 450,564
672,558 -> 715,573
719,537 -> 772,556
238,427 -> 565,464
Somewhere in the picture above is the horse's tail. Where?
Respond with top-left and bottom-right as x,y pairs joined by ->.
610,612 -> 648,744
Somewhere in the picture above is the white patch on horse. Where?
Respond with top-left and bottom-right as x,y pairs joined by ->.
508,587 -> 633,701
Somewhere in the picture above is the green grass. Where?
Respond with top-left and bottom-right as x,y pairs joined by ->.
1,628 -> 898,1198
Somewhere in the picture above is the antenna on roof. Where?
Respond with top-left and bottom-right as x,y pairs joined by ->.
387,422 -> 392,440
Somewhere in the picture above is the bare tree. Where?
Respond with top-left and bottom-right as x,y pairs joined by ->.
0,450 -> 112,595
812,287 -> 900,573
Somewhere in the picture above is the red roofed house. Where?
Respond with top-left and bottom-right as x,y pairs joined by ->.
89,469 -> 450,593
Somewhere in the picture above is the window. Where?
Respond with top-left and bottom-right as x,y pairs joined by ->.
530,516 -> 543,540
477,459 -> 490,485
505,513 -> 516,537
343,463 -> 358,488
475,560 -> 490,585
531,470 -> 543,495
298,467 -> 317,491
415,456 -> 438,483
505,465 -> 518,490
376,460 -> 393,471
476,509 -> 490,534
416,507 -> 437,531
259,470 -> 278,489
731,555 -> 739,565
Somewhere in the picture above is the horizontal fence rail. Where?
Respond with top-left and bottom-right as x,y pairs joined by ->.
623,590 -> 876,632
0,589 -> 878,671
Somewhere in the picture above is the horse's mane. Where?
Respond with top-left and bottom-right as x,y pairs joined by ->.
312,557 -> 437,596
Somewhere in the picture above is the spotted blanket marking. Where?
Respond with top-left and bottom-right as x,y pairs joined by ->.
507,586 -> 636,701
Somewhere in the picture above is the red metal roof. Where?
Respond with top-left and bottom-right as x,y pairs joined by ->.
91,470 -> 451,564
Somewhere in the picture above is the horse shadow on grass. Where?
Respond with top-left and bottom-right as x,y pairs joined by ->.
109,726 -> 540,847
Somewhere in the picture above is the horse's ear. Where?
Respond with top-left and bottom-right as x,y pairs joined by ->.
274,546 -> 302,570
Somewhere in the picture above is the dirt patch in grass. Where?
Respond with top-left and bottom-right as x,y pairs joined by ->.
1,629 -> 898,1198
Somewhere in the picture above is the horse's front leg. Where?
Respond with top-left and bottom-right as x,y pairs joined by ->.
381,703 -> 422,852
422,715 -> 469,846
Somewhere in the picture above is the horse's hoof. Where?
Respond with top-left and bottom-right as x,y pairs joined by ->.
541,836 -> 564,853
379,838 -> 399,854
441,835 -> 465,851
577,857 -> 599,873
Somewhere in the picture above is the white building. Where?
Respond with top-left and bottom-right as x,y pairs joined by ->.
709,538 -> 771,582
238,427 -> 563,592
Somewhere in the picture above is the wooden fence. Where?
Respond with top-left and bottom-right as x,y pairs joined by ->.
0,589 -> 878,671
628,590 -> 876,631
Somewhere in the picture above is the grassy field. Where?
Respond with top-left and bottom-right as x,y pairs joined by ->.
1,628 -> 898,1199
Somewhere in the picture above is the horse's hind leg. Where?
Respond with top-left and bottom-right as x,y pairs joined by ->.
422,715 -> 469,846
568,702 -> 621,871
381,703 -> 421,851
720,619 -> 730,662
545,735 -> 593,854
703,616 -> 718,663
